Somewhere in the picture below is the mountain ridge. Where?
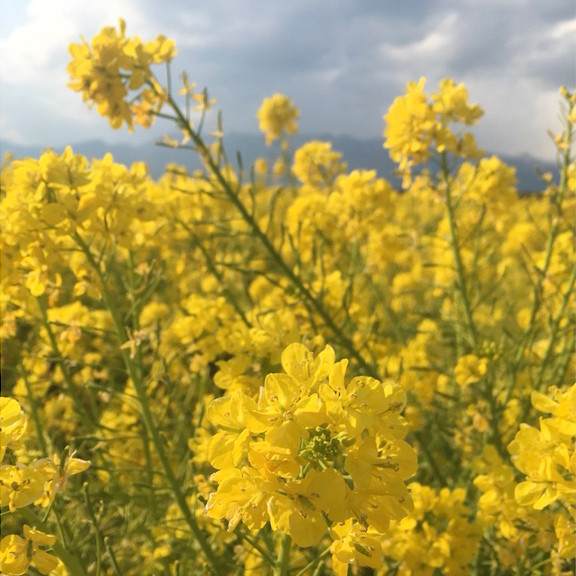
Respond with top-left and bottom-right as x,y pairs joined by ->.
0,134 -> 554,192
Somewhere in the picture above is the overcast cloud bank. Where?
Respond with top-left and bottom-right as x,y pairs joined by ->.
0,0 -> 573,162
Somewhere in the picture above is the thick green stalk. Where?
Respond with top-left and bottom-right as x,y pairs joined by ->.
440,153 -> 478,349
274,534 -> 292,576
164,91 -> 377,379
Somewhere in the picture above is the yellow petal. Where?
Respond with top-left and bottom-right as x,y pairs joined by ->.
531,391 -> 558,414
66,457 -> 91,475
514,481 -> 543,507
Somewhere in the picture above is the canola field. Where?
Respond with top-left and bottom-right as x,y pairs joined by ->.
1,20 -> 574,576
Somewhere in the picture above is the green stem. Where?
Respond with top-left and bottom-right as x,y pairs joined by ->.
18,366 -> 89,573
295,547 -> 331,576
533,265 -> 576,391
440,153 -> 478,349
274,534 -> 292,576
164,90 -> 377,379
18,362 -> 48,456
104,537 -> 125,576
518,264 -> 576,425
36,296 -> 96,429
234,527 -> 275,566
413,429 -> 449,487
179,220 -> 252,327
82,483 -> 102,576
511,218 -> 560,371
511,105 -> 573,375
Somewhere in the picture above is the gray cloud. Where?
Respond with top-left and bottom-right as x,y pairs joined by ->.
444,0 -> 574,86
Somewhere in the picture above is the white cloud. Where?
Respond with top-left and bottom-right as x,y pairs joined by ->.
0,0 -> 140,83
0,0 -> 148,144
551,17 -> 576,39
466,76 -> 560,161
380,12 -> 458,64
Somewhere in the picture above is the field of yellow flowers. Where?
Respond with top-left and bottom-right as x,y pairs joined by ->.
1,20 -> 574,576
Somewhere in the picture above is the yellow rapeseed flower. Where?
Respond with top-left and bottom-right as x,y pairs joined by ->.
257,94 -> 299,146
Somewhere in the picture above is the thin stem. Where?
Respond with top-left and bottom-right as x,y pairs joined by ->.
295,547 -> 331,576
82,483 -> 102,576
36,296 -> 96,429
533,265 -> 576,391
413,429 -> 449,487
104,537 -> 125,576
18,362 -> 48,456
511,217 -> 560,371
234,528 -> 276,566
511,105 -> 573,375
179,220 -> 252,327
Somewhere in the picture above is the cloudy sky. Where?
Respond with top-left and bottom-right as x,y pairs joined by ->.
0,0 -> 573,161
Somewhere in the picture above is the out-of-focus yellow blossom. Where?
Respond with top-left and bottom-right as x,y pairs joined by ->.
453,354 -> 488,387
191,89 -> 217,112
257,94 -> 299,146
384,78 -> 435,174
432,79 -> 483,125
273,156 -> 288,177
253,157 -> 268,178
382,483 -> 482,576
292,141 -> 347,188
474,446 -> 553,549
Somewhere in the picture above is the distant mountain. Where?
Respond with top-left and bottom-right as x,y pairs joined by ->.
1,134 -> 553,192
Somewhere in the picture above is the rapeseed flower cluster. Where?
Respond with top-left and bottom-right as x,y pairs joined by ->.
202,343 -> 416,557
509,385 -> 576,559
0,20 -> 574,576
67,18 -> 176,130
384,77 -> 483,183
257,94 -> 299,147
